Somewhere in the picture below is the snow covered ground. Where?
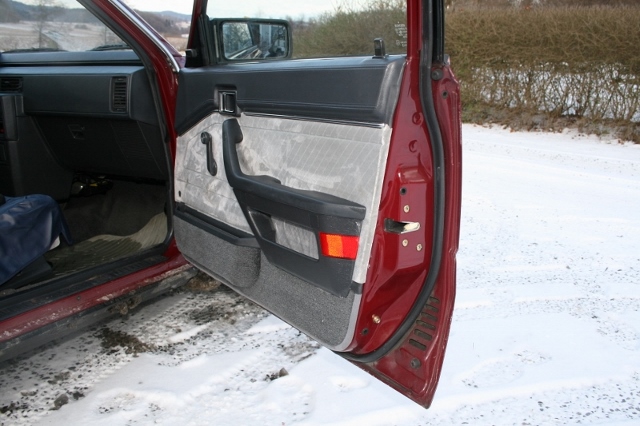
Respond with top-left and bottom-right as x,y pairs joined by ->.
1,124 -> 639,425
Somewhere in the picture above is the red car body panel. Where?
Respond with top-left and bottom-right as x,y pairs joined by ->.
0,256 -> 190,343
359,61 -> 462,406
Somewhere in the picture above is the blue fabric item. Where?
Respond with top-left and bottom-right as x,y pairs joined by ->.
0,195 -> 72,285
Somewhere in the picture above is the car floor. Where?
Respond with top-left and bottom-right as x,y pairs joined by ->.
59,180 -> 167,243
46,180 -> 168,277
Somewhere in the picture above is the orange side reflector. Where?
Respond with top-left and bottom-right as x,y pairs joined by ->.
319,233 -> 359,260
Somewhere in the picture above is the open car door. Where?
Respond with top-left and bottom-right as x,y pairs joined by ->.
172,0 -> 461,407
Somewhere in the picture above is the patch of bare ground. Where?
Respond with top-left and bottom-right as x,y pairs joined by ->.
99,328 -> 156,355
183,271 -> 222,293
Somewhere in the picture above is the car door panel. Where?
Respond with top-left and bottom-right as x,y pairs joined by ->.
171,0 -> 461,407
175,211 -> 359,349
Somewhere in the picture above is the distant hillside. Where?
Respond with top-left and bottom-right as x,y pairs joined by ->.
156,10 -> 191,22
0,0 -> 20,22
137,11 -> 187,36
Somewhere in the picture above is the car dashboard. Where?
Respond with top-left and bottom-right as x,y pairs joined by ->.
0,51 -> 167,201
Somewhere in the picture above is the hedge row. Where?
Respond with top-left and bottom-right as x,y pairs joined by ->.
446,6 -> 640,139
446,7 -> 640,70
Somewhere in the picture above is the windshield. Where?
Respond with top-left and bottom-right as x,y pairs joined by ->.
0,0 -> 191,54
0,0 -> 124,53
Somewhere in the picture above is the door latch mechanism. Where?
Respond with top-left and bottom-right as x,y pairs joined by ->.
384,218 -> 421,234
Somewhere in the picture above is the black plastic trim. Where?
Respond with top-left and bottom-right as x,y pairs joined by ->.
0,67 -> 158,124
175,56 -> 405,129
350,282 -> 364,295
175,99 -> 217,135
0,51 -> 142,67
175,203 -> 259,248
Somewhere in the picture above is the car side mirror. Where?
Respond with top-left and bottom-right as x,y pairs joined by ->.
211,19 -> 292,62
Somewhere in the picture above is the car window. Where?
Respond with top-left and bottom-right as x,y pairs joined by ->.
206,0 -> 407,58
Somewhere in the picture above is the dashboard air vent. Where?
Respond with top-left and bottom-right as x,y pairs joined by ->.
0,77 -> 23,92
111,76 -> 128,113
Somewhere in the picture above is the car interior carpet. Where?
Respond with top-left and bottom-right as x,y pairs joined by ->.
45,212 -> 168,276
61,180 -> 167,243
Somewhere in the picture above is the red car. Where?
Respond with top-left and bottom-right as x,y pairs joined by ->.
0,0 -> 461,407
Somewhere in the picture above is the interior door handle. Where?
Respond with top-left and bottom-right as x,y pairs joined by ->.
219,90 -> 238,115
200,131 -> 217,176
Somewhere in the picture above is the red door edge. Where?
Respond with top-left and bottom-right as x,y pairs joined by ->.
358,61 -> 461,407
338,0 -> 462,408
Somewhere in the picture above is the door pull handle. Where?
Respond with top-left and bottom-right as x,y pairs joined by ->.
200,132 -> 217,176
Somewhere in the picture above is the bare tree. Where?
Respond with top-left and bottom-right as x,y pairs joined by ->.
34,0 -> 59,49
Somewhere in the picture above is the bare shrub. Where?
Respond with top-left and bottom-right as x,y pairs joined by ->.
293,0 -> 406,58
